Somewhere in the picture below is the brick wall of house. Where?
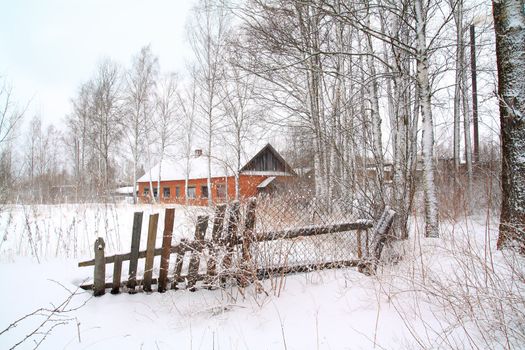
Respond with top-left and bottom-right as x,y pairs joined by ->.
137,174 -> 281,205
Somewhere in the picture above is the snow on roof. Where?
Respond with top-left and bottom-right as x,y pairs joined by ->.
243,171 -> 293,176
257,176 -> 276,188
115,186 -> 135,194
138,143 -> 294,183
293,167 -> 313,176
137,156 -> 233,183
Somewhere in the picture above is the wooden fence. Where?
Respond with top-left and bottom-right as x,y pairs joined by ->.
78,198 -> 395,296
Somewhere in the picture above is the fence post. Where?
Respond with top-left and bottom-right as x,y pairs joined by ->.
206,204 -> 226,287
111,255 -> 122,294
171,239 -> 186,290
221,201 -> 240,285
143,213 -> 159,292
93,237 -> 106,296
127,212 -> 143,293
187,215 -> 208,291
158,208 -> 175,293
358,207 -> 396,275
240,198 -> 257,287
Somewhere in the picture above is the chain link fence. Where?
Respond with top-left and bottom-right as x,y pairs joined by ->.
218,194 -> 372,278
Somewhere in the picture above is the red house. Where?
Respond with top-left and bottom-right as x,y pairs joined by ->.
137,143 -> 296,205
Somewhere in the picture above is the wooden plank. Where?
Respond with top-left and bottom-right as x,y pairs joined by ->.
221,201 -> 240,284
127,212 -> 143,292
211,204 -> 226,242
143,213 -> 159,292
187,215 -> 208,291
358,207 -> 396,275
158,208 -> 175,293
241,198 -> 257,262
255,221 -> 373,242
171,240 -> 186,290
240,198 -> 257,287
257,260 -> 361,280
81,273 -> 210,291
195,215 -> 208,241
205,204 -> 226,288
111,255 -> 122,294
79,246 -> 166,267
93,237 -> 106,296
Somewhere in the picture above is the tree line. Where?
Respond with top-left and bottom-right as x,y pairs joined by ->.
0,0 -> 521,246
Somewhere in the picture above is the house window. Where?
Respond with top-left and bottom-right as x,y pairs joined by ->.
187,186 -> 196,199
163,187 -> 170,198
201,185 -> 208,199
216,183 -> 226,199
143,187 -> 149,196
153,187 -> 158,199
175,186 -> 181,198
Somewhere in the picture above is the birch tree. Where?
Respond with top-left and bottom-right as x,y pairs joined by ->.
154,73 -> 179,199
0,78 -> 25,149
123,46 -> 159,203
331,0 -> 444,237
24,116 -> 64,202
89,59 -> 123,191
220,46 -> 262,200
178,70 -> 198,205
188,0 -> 230,206
451,0 -> 473,193
0,78 -> 25,202
493,0 -> 525,250
415,0 -> 439,237
377,2 -> 419,238
65,82 -> 92,197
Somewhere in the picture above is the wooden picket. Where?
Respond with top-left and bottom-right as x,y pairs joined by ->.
158,208 -> 175,293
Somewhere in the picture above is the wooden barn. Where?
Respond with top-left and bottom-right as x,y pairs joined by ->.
137,143 -> 296,205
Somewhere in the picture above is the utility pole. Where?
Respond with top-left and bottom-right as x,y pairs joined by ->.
470,25 -> 480,163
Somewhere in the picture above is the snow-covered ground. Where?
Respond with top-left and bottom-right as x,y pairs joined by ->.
0,203 -> 523,349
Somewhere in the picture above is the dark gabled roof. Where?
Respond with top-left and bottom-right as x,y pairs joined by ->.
240,143 -> 297,176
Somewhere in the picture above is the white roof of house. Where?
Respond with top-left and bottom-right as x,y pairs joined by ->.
138,143 -> 295,183
115,186 -> 135,194
137,156 -> 233,183
257,176 -> 276,188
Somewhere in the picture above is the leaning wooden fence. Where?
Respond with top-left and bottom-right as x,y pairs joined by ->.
78,198 -> 395,296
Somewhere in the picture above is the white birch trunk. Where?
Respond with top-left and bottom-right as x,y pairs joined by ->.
185,155 -> 190,206
452,0 -> 463,170
157,153 -> 163,202
415,0 -> 439,238
132,157 -> 137,204
235,146 -> 240,200
364,14 -> 384,196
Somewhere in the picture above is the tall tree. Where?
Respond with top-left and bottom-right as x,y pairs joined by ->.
65,82 -> 93,197
154,73 -> 179,200
220,45 -> 262,199
24,116 -> 64,202
188,0 -> 230,206
0,77 -> 25,202
493,0 -> 525,250
415,0 -> 439,237
178,70 -> 199,205
0,77 -> 25,149
89,59 -> 123,191
124,46 -> 159,203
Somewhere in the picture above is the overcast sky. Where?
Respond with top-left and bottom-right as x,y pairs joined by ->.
0,0 -> 196,130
